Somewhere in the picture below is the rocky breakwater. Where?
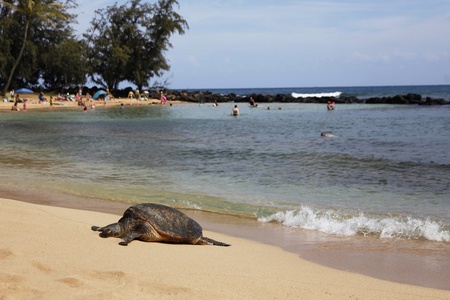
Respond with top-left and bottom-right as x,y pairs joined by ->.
361,93 -> 449,105
165,90 -> 449,105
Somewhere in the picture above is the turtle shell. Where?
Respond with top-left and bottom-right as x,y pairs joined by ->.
122,203 -> 203,242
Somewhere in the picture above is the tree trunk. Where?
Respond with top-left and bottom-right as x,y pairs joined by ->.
2,20 -> 29,95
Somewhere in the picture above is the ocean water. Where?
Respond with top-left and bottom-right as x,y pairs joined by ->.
1,85 -> 449,245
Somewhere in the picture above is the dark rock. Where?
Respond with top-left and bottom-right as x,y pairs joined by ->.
138,89 -> 449,106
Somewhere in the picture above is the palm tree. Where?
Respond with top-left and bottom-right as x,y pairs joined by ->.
0,0 -> 69,95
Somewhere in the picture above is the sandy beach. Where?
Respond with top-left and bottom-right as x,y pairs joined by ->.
1,93 -> 169,111
1,198 -> 449,299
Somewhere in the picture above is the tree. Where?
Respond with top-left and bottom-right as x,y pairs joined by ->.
84,0 -> 188,91
40,38 -> 88,90
0,0 -> 74,95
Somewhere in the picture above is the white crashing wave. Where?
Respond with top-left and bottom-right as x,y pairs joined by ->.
291,92 -> 342,98
258,205 -> 450,242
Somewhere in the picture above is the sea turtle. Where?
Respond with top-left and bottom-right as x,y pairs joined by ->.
91,203 -> 230,246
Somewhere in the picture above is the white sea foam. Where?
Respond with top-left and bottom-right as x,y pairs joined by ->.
258,206 -> 450,242
291,92 -> 342,98
174,199 -> 202,210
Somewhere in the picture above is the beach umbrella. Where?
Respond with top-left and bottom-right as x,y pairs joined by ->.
16,88 -> 33,93
93,90 -> 107,99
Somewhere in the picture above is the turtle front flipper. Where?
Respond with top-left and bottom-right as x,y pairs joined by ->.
118,232 -> 141,246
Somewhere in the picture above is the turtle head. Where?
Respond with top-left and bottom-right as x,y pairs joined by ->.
97,223 -> 122,238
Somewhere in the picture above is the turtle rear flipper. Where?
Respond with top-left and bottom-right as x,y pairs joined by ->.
197,237 -> 230,247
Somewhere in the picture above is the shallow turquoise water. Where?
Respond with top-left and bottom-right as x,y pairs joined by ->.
1,102 -> 449,242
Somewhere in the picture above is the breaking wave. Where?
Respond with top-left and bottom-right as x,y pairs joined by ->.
258,205 -> 450,242
291,91 -> 342,98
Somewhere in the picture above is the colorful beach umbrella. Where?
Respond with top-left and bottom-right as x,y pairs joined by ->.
93,90 -> 107,100
16,88 -> 33,93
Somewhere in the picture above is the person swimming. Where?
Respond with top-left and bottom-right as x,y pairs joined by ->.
321,132 -> 335,137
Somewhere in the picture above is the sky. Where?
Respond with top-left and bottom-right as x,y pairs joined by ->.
74,0 -> 450,89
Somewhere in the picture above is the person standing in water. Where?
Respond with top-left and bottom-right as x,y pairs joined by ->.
232,105 -> 240,116
327,101 -> 335,110
160,91 -> 167,106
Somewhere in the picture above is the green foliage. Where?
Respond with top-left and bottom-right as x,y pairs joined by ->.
40,38 -> 88,90
0,0 -> 77,94
0,0 -> 187,95
84,0 -> 188,90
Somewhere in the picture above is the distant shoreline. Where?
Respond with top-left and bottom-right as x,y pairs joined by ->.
0,94 -> 186,111
2,88 -> 448,112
